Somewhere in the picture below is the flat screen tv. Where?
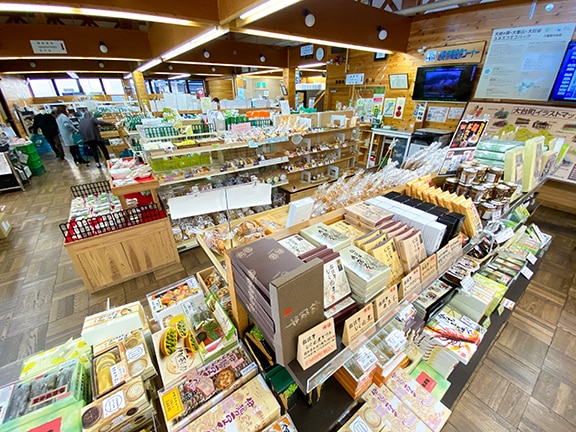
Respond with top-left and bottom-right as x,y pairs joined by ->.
412,64 -> 477,102
549,41 -> 576,102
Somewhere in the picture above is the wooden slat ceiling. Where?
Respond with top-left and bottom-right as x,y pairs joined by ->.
0,0 -> 505,77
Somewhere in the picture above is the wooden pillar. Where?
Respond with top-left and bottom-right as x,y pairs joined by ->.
131,71 -> 150,111
283,67 -> 296,109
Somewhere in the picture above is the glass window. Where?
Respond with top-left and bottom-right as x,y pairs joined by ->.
54,78 -> 80,95
79,78 -> 103,95
28,79 -> 57,97
101,78 -> 124,95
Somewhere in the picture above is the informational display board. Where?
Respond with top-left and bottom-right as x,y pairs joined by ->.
463,102 -> 576,185
475,23 -> 575,101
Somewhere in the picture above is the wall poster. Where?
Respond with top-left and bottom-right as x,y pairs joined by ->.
475,23 -> 575,101
463,102 -> 576,185
383,98 -> 396,117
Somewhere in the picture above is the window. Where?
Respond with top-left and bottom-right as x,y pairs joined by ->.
79,78 -> 103,95
54,78 -> 80,95
101,78 -> 124,95
149,79 -> 170,94
28,79 -> 57,97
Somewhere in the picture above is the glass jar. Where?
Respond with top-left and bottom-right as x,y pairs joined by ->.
469,184 -> 487,203
443,177 -> 459,193
459,167 -> 478,184
456,182 -> 471,197
484,167 -> 504,183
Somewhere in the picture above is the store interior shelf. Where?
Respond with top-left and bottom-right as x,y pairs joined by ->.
275,179 -> 546,393
146,141 -> 250,159
156,156 -> 289,186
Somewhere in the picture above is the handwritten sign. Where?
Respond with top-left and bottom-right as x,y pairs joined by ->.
342,304 -> 374,346
435,243 -> 452,274
419,254 -> 438,286
296,318 -> 336,370
373,285 -> 399,320
399,267 -> 421,299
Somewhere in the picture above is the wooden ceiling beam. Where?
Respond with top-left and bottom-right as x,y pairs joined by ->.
170,38 -> 289,68
0,24 -> 152,60
146,24 -> 209,59
0,59 -> 135,74
234,0 -> 411,53
3,0 -> 220,25
149,64 -> 235,75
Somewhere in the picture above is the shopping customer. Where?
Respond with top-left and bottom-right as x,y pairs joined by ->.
79,112 -> 114,168
31,109 -> 65,160
55,106 -> 88,165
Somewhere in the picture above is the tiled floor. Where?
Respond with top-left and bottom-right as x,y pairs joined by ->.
1,153 -> 575,431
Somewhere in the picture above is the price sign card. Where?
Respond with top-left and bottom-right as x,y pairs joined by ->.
419,254 -> 438,286
373,285 -> 399,320
342,304 -> 375,347
435,242 -> 453,274
296,318 -> 337,370
399,267 -> 421,299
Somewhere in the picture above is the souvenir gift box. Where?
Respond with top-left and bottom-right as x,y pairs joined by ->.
181,375 -> 280,432
92,329 -> 157,399
147,276 -> 203,328
81,377 -> 155,432
0,360 -> 90,432
159,343 -> 258,432
19,336 -> 92,380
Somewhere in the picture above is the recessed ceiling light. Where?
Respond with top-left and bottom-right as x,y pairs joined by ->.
98,62 -> 105,68
99,42 -> 108,54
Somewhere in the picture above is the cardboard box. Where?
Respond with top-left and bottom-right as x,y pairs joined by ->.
81,302 -> 149,346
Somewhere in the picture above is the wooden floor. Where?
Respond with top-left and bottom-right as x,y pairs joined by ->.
1,154 -> 575,431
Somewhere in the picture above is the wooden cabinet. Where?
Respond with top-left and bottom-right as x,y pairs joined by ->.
64,218 -> 180,293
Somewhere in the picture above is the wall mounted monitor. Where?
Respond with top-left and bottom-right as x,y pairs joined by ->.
412,64 -> 478,102
549,41 -> 576,102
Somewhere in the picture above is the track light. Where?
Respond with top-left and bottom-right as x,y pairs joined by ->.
377,26 -> 388,41
99,42 -> 108,53
211,66 -> 216,72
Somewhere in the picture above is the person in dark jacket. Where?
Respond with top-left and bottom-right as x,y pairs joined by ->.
31,109 -> 65,160
79,111 -> 114,168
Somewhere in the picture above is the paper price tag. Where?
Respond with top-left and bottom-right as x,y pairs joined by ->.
521,266 -> 534,279
460,275 -> 476,293
103,390 -> 126,418
355,347 -> 378,373
527,253 -> 537,265
248,140 -> 258,148
501,298 -> 516,310
495,228 -> 514,244
150,298 -> 162,312
385,329 -> 407,353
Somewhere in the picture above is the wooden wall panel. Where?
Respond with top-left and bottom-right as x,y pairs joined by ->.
326,0 -> 576,131
206,78 -> 234,100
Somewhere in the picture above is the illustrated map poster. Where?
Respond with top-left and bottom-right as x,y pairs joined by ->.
463,102 -> 576,185
475,23 -> 575,101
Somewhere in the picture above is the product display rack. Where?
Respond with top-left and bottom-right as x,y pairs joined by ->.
222,176 -> 547,397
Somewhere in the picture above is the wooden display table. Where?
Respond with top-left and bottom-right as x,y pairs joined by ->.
536,179 -> 576,214
109,176 -> 161,211
64,217 -> 179,293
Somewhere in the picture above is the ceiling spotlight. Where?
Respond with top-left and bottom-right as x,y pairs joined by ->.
99,41 -> 108,53
98,62 -> 105,68
303,9 -> 315,27
259,54 -> 266,63
30,61 -> 36,68
211,66 -> 216,72
377,26 -> 388,41
203,49 -> 211,59
168,64 -> 174,70
545,3 -> 555,12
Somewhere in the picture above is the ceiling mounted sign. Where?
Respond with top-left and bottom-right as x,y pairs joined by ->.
424,41 -> 485,64
30,40 -> 67,54
300,44 -> 314,57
